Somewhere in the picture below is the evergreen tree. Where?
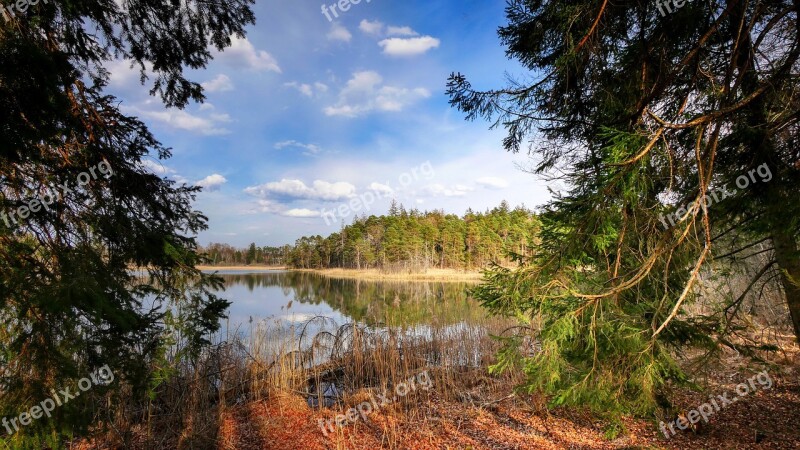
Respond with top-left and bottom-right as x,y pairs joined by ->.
447,0 -> 800,423
247,242 -> 257,265
0,0 -> 255,444
282,203 -> 540,272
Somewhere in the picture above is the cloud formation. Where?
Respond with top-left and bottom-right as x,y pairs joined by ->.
196,174 -> 228,191
327,23 -> 352,42
358,21 -> 419,37
387,26 -> 418,36
126,106 -> 231,135
282,209 -> 322,218
368,182 -> 394,195
284,81 -> 328,98
139,160 -> 189,184
324,71 -> 430,117
202,74 -> 234,93
274,140 -> 323,156
359,19 -> 383,35
245,179 -> 357,201
141,160 -> 176,177
214,36 -> 281,72
379,36 -> 440,56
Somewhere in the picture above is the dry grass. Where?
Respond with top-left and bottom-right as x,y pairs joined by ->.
73,310 -> 800,449
196,265 -> 287,271
80,315 -> 522,449
296,268 -> 484,282
194,266 -> 483,281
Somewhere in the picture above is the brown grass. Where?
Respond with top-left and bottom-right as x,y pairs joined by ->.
296,268 -> 484,282
194,265 -> 483,281
79,314 -> 520,449
196,265 -> 287,271
74,318 -> 800,450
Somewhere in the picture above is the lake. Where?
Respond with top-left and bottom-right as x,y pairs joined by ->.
208,270 -> 487,338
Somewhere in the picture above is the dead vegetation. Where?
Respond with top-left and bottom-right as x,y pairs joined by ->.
73,309 -> 800,450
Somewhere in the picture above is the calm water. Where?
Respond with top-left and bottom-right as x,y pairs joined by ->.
207,270 -> 485,332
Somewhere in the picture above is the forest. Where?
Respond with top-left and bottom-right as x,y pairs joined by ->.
2,0 -> 799,447
202,201 -> 540,271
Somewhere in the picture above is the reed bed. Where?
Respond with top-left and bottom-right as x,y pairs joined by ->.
90,314 -> 522,449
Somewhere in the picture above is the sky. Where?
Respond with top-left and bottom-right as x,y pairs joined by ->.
105,0 -> 556,247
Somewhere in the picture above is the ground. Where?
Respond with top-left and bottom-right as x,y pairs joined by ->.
216,370 -> 800,450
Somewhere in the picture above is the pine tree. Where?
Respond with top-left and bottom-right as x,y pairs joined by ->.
448,0 -> 800,425
389,199 -> 400,216
247,242 -> 257,265
0,0 -> 254,444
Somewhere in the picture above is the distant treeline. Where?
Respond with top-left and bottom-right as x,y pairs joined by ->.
200,243 -> 292,266
203,201 -> 540,271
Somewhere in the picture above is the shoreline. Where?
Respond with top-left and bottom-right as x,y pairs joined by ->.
197,265 -> 481,282
196,266 -> 483,281
196,265 -> 287,271
293,267 -> 483,282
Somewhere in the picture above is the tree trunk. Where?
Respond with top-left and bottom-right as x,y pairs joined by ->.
772,229 -> 800,341
726,0 -> 800,342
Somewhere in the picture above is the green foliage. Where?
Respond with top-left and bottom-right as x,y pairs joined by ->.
469,137 -> 713,416
0,0 -> 254,445
449,0 -> 800,424
277,203 -> 541,271
203,242 -> 290,266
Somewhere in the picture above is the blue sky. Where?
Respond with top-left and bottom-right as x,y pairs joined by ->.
106,0 -> 555,247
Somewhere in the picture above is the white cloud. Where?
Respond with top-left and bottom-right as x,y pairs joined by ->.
327,23 -> 352,42
379,36 -> 440,57
244,179 -> 356,201
324,71 -> 430,117
359,19 -> 383,35
141,159 -> 175,176
368,182 -> 394,195
214,36 -> 281,73
106,59 -> 150,89
422,183 -> 473,197
255,199 -> 280,213
127,106 -> 231,135
476,177 -> 510,189
282,209 -> 321,218
139,160 -> 188,184
284,82 -> 313,97
285,81 -> 327,98
209,113 -> 232,123
387,26 -> 418,36
323,105 -> 358,117
202,74 -> 234,93
196,174 -> 228,191
359,22 -> 419,38
275,140 -> 322,156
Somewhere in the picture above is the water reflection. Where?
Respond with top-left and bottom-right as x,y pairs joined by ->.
211,270 -> 483,329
